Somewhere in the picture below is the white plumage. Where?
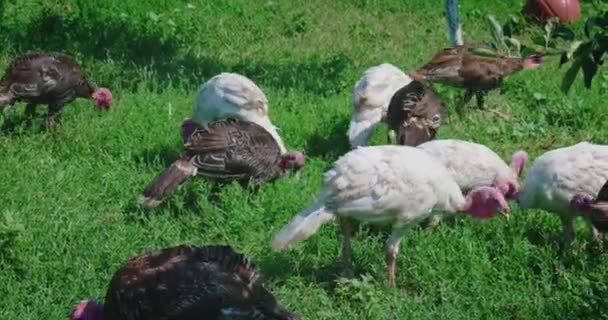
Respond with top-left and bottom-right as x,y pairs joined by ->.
348,64 -> 412,148
192,72 -> 287,154
271,145 -> 509,286
517,141 -> 608,247
417,139 -> 527,198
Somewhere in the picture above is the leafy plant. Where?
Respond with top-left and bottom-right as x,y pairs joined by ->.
482,14 -> 526,57
557,9 -> 608,93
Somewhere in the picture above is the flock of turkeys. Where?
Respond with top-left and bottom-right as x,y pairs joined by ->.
1,46 -> 606,320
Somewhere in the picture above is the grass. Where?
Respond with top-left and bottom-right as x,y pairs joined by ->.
0,0 -> 607,319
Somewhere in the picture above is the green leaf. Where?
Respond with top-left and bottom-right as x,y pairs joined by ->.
561,58 -> 583,93
470,47 -> 500,57
505,37 -> 521,56
533,92 -> 546,101
553,25 -> 575,41
592,47 -> 606,64
560,52 -> 569,66
582,57 -> 599,88
486,15 -> 504,45
585,17 -> 597,39
567,40 -> 584,60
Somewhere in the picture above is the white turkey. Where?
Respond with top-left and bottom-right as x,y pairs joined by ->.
347,63 -> 412,148
192,72 -> 288,154
70,244 -> 299,320
271,145 -> 509,287
517,142 -> 608,248
417,139 -> 526,227
417,139 -> 527,199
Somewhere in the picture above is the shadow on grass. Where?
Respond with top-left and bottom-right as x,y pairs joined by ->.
0,109 -> 47,136
132,145 -> 182,169
3,7 -> 352,95
257,251 -> 349,293
304,117 -> 350,160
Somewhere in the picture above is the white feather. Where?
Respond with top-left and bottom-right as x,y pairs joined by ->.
417,139 -> 518,193
193,72 -> 287,154
518,142 -> 608,215
348,64 -> 412,148
272,145 -> 468,249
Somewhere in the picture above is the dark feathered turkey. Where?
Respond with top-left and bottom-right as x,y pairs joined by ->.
139,118 -> 305,208
409,45 -> 543,111
0,52 -> 112,128
384,80 -> 444,146
588,180 -> 608,233
70,245 -> 299,320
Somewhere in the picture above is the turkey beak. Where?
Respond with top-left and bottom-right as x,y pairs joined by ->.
499,206 -> 510,219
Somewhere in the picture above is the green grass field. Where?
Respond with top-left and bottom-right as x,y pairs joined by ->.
1,1 -> 607,319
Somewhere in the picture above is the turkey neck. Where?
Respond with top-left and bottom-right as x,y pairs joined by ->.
491,57 -> 526,76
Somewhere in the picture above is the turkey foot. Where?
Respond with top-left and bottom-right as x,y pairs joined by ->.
44,105 -> 62,130
456,90 -> 474,116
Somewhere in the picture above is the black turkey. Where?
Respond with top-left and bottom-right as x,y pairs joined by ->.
139,118 -> 305,208
70,245 -> 299,320
384,80 -> 444,146
0,52 -> 112,128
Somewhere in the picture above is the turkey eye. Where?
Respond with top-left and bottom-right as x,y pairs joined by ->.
431,114 -> 441,122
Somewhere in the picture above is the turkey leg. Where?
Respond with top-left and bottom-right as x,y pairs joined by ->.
559,215 -> 575,251
475,92 -> 485,109
385,226 -> 406,287
45,104 -> 63,129
457,89 -> 474,115
339,217 -> 354,277
583,216 -> 603,243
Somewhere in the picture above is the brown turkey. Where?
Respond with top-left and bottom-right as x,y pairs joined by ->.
139,118 -> 305,208
384,80 -> 444,146
571,179 -> 608,234
0,52 -> 112,128
409,45 -> 543,112
70,244 -> 299,320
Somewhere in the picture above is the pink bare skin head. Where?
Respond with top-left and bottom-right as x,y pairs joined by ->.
510,150 -> 528,177
181,117 -> 202,144
70,300 -> 103,320
570,192 -> 594,216
91,88 -> 112,110
495,178 -> 520,200
460,186 -> 510,219
279,152 -> 306,171
522,55 -> 544,69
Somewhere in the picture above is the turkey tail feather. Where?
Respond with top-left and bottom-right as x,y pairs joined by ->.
271,199 -> 334,250
138,159 -> 197,208
347,109 -> 383,148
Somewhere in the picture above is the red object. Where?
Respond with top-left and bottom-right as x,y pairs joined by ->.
524,0 -> 581,23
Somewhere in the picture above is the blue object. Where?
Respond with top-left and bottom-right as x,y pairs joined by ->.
445,0 -> 463,46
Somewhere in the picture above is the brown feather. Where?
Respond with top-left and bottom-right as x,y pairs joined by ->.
184,118 -> 284,184
103,245 -> 298,320
385,80 -> 444,146
589,180 -> 608,232
414,46 -> 531,93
